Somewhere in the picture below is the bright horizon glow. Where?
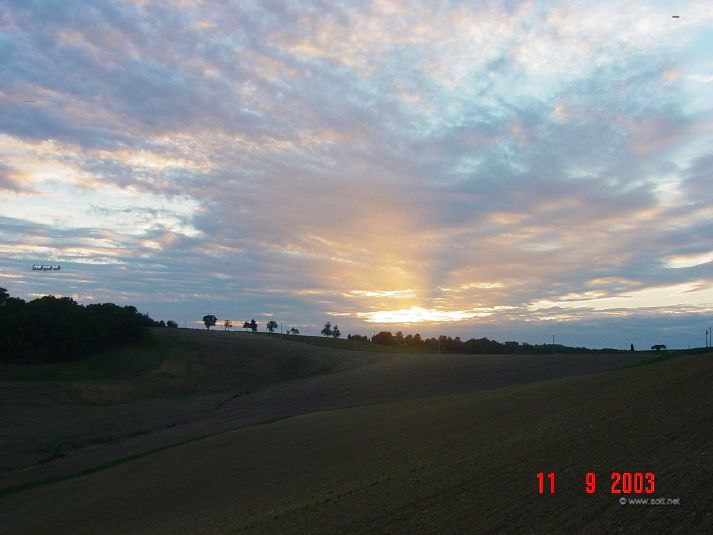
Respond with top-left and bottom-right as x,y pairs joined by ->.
356,306 -> 494,324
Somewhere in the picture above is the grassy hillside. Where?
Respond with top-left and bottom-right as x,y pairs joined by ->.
0,328 -> 342,479
2,329 -> 705,533
0,328 -> 340,389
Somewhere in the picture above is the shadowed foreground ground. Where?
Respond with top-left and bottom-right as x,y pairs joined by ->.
0,329 -> 646,489
1,331 -> 710,533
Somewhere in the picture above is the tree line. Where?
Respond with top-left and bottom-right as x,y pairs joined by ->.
202,315 -> 299,334
343,329 -> 623,354
186,314 -> 631,355
0,288 -> 162,363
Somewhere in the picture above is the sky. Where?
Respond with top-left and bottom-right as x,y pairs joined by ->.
1,0 -> 712,349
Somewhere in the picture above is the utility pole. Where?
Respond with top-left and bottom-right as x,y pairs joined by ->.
552,335 -> 555,355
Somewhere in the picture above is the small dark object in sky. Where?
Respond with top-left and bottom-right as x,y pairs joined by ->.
672,15 -> 679,18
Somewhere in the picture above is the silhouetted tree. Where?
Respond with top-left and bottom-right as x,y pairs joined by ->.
438,335 -> 448,352
630,343 -> 635,352
224,320 -> 232,331
289,327 -> 299,335
243,321 -> 250,331
166,320 -> 178,328
504,341 -> 520,353
463,337 -> 504,354
203,314 -> 217,330
394,331 -> 404,344
332,324 -> 341,338
372,331 -> 395,345
266,320 -> 278,333
321,322 -> 333,337
347,334 -> 369,341
249,318 -> 258,332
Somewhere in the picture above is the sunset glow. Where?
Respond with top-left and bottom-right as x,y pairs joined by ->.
356,306 -> 495,324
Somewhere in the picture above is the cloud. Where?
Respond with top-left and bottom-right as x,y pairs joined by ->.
0,0 -> 712,347
528,281 -> 713,312
0,164 -> 32,192
666,251 -> 713,269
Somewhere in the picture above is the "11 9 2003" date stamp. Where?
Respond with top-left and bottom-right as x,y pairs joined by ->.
536,471 -> 655,494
